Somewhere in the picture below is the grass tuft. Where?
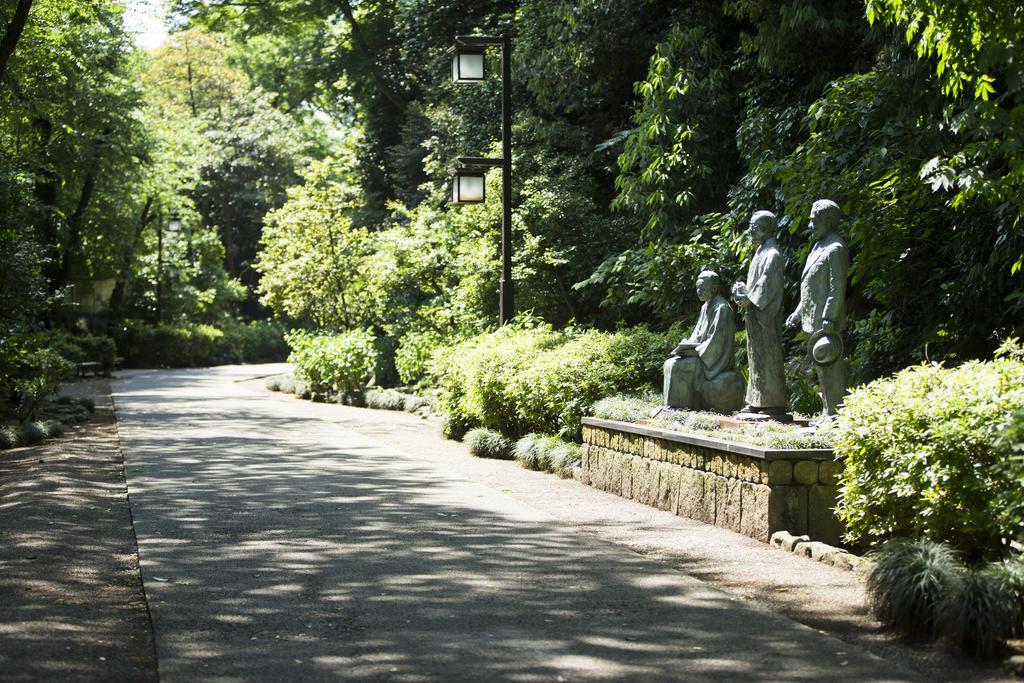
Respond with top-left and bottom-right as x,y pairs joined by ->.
464,428 -> 515,459
866,539 -> 961,639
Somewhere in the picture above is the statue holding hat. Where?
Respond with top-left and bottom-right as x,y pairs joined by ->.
663,270 -> 745,413
786,199 -> 848,416
732,210 -> 788,417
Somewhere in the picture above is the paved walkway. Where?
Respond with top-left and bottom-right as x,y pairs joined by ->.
113,365 -> 919,682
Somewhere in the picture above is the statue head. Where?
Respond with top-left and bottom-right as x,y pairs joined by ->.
809,199 -> 840,240
696,270 -> 721,303
749,210 -> 777,244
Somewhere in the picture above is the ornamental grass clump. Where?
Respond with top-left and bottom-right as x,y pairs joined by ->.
867,540 -> 1024,657
514,434 -> 582,477
938,565 -> 1017,657
464,428 -> 514,460
866,539 -> 960,639
364,388 -> 407,411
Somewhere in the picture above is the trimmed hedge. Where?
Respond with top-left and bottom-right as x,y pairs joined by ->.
835,339 -> 1024,561
431,321 -> 680,441
113,319 -> 287,368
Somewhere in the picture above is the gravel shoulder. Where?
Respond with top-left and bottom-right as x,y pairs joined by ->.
0,378 -> 157,683
247,376 -> 1020,683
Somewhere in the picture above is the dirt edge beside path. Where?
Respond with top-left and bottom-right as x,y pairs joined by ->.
0,378 -> 158,683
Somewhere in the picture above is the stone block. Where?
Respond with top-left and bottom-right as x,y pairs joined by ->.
715,476 -> 742,533
808,485 -> 843,546
768,486 -> 808,536
709,454 -> 725,476
793,460 -> 820,486
733,455 -> 758,483
740,482 -> 770,541
655,463 -> 680,512
769,530 -> 810,552
676,468 -> 704,520
831,552 -> 854,571
818,459 -> 844,486
630,456 -> 650,504
619,455 -> 633,499
766,460 -> 793,485
793,540 -> 835,562
724,454 -> 740,479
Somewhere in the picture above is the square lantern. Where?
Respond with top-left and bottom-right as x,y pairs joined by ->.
450,169 -> 486,204
450,47 -> 485,83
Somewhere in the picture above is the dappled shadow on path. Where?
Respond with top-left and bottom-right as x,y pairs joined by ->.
115,369 -> 916,682
0,388 -> 157,683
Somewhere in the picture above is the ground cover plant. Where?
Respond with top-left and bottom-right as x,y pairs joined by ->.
590,394 -> 835,450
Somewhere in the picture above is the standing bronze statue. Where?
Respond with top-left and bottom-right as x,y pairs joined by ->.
732,211 -> 788,417
786,199 -> 848,417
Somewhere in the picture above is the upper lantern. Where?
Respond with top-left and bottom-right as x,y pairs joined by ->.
450,47 -> 485,83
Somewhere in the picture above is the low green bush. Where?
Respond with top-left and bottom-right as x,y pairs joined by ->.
464,427 -> 515,459
287,329 -> 377,399
835,339 -> 1024,560
514,433 -> 582,478
8,348 -> 75,421
432,320 -> 679,441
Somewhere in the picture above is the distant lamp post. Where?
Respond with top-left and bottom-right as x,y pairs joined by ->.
445,33 -> 514,325
157,214 -> 181,324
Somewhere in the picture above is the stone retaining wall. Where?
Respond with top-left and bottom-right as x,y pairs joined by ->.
576,418 -> 843,544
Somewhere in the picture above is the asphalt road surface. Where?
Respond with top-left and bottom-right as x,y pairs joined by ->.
113,365 -> 919,682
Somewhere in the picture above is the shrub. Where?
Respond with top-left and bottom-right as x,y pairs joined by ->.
365,388 -> 407,411
514,433 -> 582,477
287,329 -> 377,398
432,320 -> 679,441
395,329 -> 445,385
835,340 -> 1024,560
112,319 -> 287,368
866,539 -> 960,639
464,427 -> 515,459
0,427 -> 18,449
10,349 -> 75,421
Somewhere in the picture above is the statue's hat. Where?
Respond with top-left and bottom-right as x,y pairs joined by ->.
808,329 -> 843,366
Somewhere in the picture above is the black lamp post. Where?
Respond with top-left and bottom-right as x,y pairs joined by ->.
447,33 -> 513,325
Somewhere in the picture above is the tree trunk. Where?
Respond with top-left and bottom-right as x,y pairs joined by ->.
0,0 -> 33,84
52,167 -> 99,295
335,0 -> 407,112
108,195 -> 155,325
